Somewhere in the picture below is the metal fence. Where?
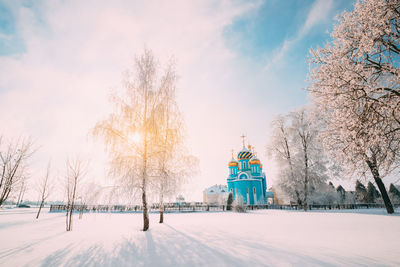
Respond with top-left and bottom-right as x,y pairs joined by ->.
49,202 -> 400,213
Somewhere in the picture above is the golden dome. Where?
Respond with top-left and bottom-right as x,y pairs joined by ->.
249,158 -> 261,165
228,160 -> 238,167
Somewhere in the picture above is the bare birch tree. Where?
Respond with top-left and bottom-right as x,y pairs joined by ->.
309,0 -> 400,213
65,157 -> 87,231
36,161 -> 52,219
0,136 -> 34,206
94,49 -> 170,231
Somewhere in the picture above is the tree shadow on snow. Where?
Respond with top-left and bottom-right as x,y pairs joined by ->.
39,222 -> 395,267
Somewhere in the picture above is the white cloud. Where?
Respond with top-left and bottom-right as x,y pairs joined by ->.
299,0 -> 334,38
265,0 -> 334,71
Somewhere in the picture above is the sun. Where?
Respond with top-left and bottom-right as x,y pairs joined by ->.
128,132 -> 141,144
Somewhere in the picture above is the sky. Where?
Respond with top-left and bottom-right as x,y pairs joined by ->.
0,0 -> 360,202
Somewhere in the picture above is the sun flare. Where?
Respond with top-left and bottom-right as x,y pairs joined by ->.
128,132 -> 141,144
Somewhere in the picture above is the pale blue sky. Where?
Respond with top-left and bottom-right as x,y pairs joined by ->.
0,0 -> 360,201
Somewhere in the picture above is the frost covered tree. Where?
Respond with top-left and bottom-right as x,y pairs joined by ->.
155,148 -> 197,224
389,183 -> 400,203
267,108 -> 331,209
312,182 -> 339,205
94,49 -> 184,231
233,195 -> 246,213
267,115 -> 301,205
309,0 -> 400,213
151,62 -> 198,224
0,136 -> 34,206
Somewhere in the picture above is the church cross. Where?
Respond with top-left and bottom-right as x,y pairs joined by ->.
240,134 -> 246,148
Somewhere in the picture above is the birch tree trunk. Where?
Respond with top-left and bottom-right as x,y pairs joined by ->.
36,200 -> 44,219
159,191 -> 164,224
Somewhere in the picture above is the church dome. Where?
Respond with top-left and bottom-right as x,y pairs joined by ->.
228,159 -> 238,167
237,148 -> 253,160
249,156 -> 261,165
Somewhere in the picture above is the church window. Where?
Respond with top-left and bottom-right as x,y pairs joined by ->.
244,162 -> 247,169
253,187 -> 256,194
246,188 -> 249,194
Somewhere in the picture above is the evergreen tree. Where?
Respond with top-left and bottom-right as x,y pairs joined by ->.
336,185 -> 346,204
366,182 -> 381,203
389,184 -> 400,203
227,192 -> 233,211
355,180 -> 367,203
328,181 -> 334,189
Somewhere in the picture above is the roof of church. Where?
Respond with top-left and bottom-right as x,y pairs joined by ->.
228,159 -> 238,167
237,147 -> 253,160
250,155 -> 260,165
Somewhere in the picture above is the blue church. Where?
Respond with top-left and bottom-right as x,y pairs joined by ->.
227,139 -> 268,205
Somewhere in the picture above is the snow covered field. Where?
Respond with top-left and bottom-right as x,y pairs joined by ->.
1,208 -> 399,267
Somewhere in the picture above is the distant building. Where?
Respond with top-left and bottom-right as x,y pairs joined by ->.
203,184 -> 228,204
268,187 -> 278,204
227,137 -> 273,205
176,195 -> 185,205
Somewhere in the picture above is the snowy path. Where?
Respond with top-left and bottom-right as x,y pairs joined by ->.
0,208 -> 399,266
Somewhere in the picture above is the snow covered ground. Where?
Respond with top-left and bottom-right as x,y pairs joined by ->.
1,208 -> 399,267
